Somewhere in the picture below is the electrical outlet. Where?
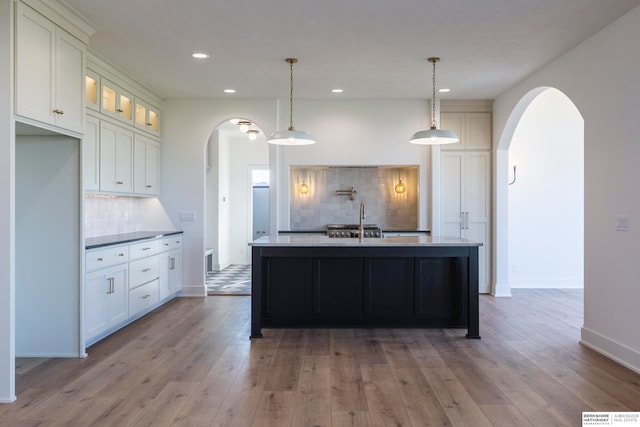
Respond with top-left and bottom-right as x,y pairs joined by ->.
616,215 -> 629,231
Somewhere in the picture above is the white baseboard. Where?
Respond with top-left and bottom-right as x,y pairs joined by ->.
510,276 -> 583,289
492,281 -> 512,297
179,284 -> 207,297
581,326 -> 640,375
0,395 -> 17,403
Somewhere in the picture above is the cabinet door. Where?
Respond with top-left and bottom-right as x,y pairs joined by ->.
465,113 -> 491,150
101,78 -> 134,125
440,112 -> 465,150
313,258 -> 362,321
415,257 -> 467,326
135,98 -> 161,136
364,258 -> 414,320
107,265 -> 129,326
83,115 -> 100,191
168,250 -> 182,293
440,152 -> 464,237
85,271 -> 110,340
465,152 -> 491,293
134,136 -> 159,195
100,122 -> 133,193
54,29 -> 85,133
15,2 -> 55,127
85,69 -> 100,111
263,258 -> 312,321
439,151 -> 491,293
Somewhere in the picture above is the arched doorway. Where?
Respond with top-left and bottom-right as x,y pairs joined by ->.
204,118 -> 269,291
495,87 -> 584,295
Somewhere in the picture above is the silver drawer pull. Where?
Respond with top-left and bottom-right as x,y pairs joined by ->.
164,243 -> 169,246
116,181 -> 123,185
141,247 -> 151,251
146,185 -> 152,188
142,294 -> 151,299
119,253 -> 125,257
142,268 -> 151,272
97,257 -> 103,261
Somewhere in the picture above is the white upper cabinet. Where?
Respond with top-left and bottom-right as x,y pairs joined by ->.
83,114 -> 100,192
85,69 -> 100,111
133,134 -> 159,195
101,78 -> 134,125
440,112 -> 491,150
15,2 -> 85,134
99,121 -> 134,193
134,98 -> 160,136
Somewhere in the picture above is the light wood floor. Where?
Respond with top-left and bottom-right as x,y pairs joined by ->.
2,289 -> 639,426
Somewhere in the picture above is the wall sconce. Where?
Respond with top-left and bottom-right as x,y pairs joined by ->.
395,180 -> 407,194
247,129 -> 259,141
298,183 -> 309,195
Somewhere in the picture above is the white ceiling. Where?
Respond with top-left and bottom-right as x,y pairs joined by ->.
63,0 -> 640,100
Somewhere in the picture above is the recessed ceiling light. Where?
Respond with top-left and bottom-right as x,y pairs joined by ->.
192,52 -> 210,59
438,88 -> 451,93
331,89 -> 344,93
224,89 -> 236,94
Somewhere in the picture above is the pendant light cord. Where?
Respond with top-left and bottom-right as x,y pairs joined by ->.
430,57 -> 439,130
287,58 -> 297,131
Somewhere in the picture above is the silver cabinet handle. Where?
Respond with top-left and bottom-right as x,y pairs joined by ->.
141,247 -> 151,251
170,257 -> 175,270
106,277 -> 114,294
142,294 -> 151,299
142,268 -> 151,272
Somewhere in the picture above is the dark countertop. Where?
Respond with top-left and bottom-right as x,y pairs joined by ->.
86,230 -> 183,249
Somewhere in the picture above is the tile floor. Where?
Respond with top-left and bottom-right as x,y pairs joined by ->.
206,264 -> 251,295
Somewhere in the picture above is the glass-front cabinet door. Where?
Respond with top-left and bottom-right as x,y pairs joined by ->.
134,97 -> 160,136
85,69 -> 100,111
101,78 -> 133,125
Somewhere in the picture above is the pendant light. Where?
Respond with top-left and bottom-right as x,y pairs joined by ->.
410,57 -> 459,145
268,58 -> 316,145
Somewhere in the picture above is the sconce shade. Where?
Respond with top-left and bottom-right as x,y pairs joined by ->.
395,180 -> 407,193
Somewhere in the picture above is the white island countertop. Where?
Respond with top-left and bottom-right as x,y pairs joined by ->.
251,234 -> 482,247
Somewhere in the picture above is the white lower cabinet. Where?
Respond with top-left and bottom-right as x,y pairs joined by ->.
85,233 -> 182,346
129,279 -> 159,317
85,264 -> 128,342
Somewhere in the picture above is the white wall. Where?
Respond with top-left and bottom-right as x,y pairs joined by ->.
162,98 -> 433,296
228,134 -> 269,265
0,0 -> 15,403
278,99 -> 431,230
508,88 -> 584,288
494,5 -> 640,371
161,99 -> 278,296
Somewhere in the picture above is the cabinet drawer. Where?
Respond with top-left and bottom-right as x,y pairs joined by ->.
160,235 -> 182,252
129,279 -> 159,317
129,239 -> 160,260
129,255 -> 160,289
86,245 -> 129,271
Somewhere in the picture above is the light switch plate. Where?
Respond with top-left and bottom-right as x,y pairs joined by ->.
180,211 -> 196,222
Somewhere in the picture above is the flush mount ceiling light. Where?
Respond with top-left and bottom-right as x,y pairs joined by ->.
192,52 -> 210,59
247,129 -> 259,140
410,57 -> 459,145
237,120 -> 251,133
268,58 -> 316,146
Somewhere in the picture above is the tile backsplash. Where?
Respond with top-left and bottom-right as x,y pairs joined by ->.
84,195 -> 175,238
290,166 -> 418,230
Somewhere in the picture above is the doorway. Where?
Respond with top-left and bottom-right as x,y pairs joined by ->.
204,118 -> 269,294
498,87 -> 584,293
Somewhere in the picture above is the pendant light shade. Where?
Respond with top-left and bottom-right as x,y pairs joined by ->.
268,58 -> 316,146
410,57 -> 459,145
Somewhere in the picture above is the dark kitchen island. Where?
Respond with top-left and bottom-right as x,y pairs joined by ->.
250,235 -> 482,339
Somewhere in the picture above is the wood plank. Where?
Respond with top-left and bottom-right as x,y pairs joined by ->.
3,291 -> 640,427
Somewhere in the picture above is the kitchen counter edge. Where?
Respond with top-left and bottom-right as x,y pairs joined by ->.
251,234 -> 481,247
86,231 -> 183,250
